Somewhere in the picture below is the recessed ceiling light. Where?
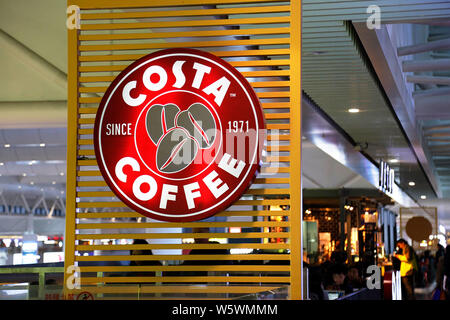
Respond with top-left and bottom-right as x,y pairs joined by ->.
0,162 -> 4,166
421,195 -> 427,200
348,108 -> 360,113
408,181 -> 415,186
22,173 -> 27,177
389,159 -> 399,163
52,181 -> 56,185
4,144 -> 10,148
39,143 -> 45,147
18,186 -> 22,189
60,172 -> 64,176
30,181 -> 34,185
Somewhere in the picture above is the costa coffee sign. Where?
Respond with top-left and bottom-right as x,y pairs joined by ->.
94,48 -> 265,222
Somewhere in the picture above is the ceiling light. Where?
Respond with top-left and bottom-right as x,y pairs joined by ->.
60,172 -> 64,176
389,159 -> 399,163
0,162 -> 4,166
348,108 -> 360,113
421,195 -> 427,200
22,173 -> 27,177
4,144 -> 10,148
52,181 -> 56,185
18,186 -> 22,189
408,181 -> 415,186
39,143 -> 45,147
30,181 -> 34,185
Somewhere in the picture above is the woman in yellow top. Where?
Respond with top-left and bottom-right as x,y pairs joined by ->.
393,239 -> 418,300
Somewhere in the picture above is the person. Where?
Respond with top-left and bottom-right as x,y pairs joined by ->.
128,239 -> 162,278
308,265 -> 328,300
393,239 -> 418,300
326,263 -> 353,294
347,264 -> 364,289
181,228 -> 231,277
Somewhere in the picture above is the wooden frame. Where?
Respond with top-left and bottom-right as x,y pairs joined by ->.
65,0 -> 302,300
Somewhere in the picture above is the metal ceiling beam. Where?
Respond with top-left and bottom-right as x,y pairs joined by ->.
353,22 -> 440,198
423,124 -> 450,131
412,21 -> 450,27
397,38 -> 450,56
413,87 -> 450,98
403,59 -> 450,72
406,75 -> 450,86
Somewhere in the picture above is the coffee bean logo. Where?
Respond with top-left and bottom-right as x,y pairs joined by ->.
156,128 -> 198,173
146,102 -> 217,174
146,103 -> 180,145
176,103 -> 216,149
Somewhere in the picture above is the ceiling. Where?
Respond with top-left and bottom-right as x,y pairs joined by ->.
0,0 -> 449,231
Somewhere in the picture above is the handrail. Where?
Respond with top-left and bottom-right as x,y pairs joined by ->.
0,264 -> 64,300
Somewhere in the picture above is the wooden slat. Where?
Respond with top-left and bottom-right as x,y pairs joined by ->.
79,265 -> 290,272
79,27 -> 290,41
76,232 -> 289,240
76,178 -> 288,188
76,188 -> 290,198
76,221 -> 290,229
78,70 -> 289,83
78,49 -> 290,62
76,243 -> 290,251
80,17 -> 290,31
79,38 -> 289,52
80,5 -> 290,20
65,285 -> 281,294
76,199 -> 290,208
78,80 -> 290,93
77,170 -> 101,176
76,210 -> 290,219
75,254 -> 290,262
80,276 -> 290,284
74,0 -> 289,9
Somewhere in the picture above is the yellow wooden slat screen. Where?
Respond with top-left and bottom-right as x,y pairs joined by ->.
65,0 -> 301,300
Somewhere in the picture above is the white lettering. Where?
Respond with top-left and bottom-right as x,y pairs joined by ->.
133,175 -> 157,201
143,65 -> 167,91
172,60 -> 186,88
115,157 -> 140,183
203,76 -> 231,107
122,81 -> 146,107
192,62 -> 211,89
218,153 -> 245,178
184,182 -> 201,209
105,123 -> 132,135
160,184 -> 178,209
203,170 -> 229,198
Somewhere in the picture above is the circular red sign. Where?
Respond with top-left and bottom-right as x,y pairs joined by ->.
94,48 -> 265,222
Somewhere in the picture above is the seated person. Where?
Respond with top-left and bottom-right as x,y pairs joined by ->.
325,263 -> 353,294
347,264 -> 365,289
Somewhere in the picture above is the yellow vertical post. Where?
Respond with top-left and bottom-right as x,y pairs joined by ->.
289,0 -> 302,300
64,0 -> 79,297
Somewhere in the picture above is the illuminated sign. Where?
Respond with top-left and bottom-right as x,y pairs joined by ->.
391,270 -> 402,300
94,48 -> 265,222
379,160 -> 394,194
